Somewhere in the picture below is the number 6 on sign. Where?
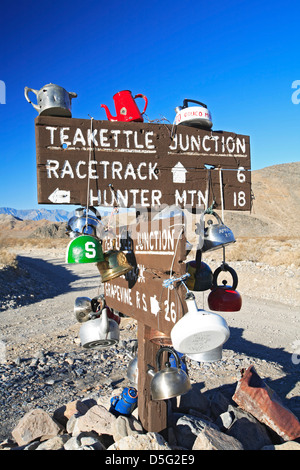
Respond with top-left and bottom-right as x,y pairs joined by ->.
164,300 -> 176,323
237,167 -> 246,183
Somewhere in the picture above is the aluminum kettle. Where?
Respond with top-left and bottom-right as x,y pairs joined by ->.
24,83 -> 77,117
148,347 -> 191,400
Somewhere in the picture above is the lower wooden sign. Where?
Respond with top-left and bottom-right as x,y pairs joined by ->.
103,269 -> 187,337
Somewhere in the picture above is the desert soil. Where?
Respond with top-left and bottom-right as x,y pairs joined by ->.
0,242 -> 299,442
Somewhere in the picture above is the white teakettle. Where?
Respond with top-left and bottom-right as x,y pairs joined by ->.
170,292 -> 230,355
175,99 -> 212,130
79,307 -> 119,349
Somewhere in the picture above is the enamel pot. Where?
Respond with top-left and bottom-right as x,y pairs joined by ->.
175,99 -> 213,130
208,263 -> 242,312
170,292 -> 230,355
185,251 -> 213,291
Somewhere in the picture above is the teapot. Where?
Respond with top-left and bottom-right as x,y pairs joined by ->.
79,307 -> 119,349
202,211 -> 235,252
24,83 -> 77,117
208,263 -> 242,312
148,347 -> 191,400
170,291 -> 230,355
101,90 -> 148,122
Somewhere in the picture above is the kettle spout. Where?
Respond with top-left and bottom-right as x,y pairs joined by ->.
100,308 -> 110,334
101,104 -> 117,121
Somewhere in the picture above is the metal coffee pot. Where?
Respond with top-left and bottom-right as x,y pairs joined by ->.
24,83 -> 77,117
147,347 -> 191,400
202,211 -> 235,252
185,259 -> 213,291
79,307 -> 119,349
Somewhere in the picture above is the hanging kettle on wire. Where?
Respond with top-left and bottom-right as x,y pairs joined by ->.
201,211 -> 235,253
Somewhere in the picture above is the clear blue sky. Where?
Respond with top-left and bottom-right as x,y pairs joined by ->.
0,0 -> 299,211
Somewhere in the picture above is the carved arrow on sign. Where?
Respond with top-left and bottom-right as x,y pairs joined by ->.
48,188 -> 71,204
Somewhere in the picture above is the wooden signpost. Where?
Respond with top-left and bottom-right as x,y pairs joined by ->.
35,116 -> 251,211
101,218 -> 187,431
33,113 -> 252,433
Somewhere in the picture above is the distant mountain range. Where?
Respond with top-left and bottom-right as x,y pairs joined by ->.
0,207 -> 71,222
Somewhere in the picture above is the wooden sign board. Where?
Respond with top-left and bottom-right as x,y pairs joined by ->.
102,218 -> 187,337
35,116 -> 251,210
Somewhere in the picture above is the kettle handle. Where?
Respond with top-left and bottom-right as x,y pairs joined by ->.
134,94 -> 148,114
212,263 -> 238,290
156,346 -> 179,371
204,210 -> 223,225
24,87 -> 39,111
183,99 -> 207,109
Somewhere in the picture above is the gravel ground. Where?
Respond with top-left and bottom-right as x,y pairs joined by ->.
0,247 -> 299,443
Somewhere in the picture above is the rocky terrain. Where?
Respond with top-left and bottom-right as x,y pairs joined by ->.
0,162 -> 299,451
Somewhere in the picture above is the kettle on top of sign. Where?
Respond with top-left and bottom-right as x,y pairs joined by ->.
24,83 -> 77,117
101,90 -> 148,122
175,99 -> 213,130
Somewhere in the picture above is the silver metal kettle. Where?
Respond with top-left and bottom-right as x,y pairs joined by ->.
202,211 -> 235,252
24,83 -> 77,117
148,347 -> 191,400
66,207 -> 105,240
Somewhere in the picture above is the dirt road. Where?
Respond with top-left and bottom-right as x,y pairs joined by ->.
0,248 -> 299,440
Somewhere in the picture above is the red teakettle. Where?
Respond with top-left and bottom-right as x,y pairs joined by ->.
208,263 -> 242,312
101,90 -> 148,122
